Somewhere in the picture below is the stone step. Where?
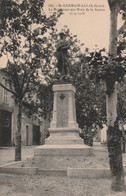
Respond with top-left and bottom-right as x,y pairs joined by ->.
34,145 -> 92,169
34,145 -> 92,156
45,138 -> 84,145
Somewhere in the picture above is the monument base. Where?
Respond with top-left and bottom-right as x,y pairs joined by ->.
34,82 -> 92,170
34,128 -> 92,170
34,145 -> 92,169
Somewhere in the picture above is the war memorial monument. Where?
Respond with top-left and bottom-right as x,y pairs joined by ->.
34,33 -> 92,171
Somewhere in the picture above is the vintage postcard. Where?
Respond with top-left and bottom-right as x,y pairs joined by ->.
0,0 -> 126,195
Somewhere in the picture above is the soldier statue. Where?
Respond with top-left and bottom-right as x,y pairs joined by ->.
55,32 -> 71,77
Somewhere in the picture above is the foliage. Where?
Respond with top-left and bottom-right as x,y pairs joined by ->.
117,80 -> 126,123
75,76 -> 106,129
37,83 -> 53,121
86,48 -> 126,95
0,0 -> 61,104
0,0 -> 61,160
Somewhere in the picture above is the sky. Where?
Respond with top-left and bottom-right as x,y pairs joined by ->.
0,0 -> 123,68
44,0 -> 110,50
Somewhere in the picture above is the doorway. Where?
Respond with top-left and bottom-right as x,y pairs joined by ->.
33,125 -> 40,145
26,125 -> 29,146
0,110 -> 12,146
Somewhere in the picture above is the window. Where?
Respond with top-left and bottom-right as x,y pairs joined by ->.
3,80 -> 8,103
26,125 -> 29,146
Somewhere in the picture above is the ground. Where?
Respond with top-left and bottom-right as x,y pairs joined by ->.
0,173 -> 126,196
0,173 -> 111,196
0,143 -> 126,196
0,145 -> 35,166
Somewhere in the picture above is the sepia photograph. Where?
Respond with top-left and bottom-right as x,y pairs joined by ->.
0,0 -> 126,195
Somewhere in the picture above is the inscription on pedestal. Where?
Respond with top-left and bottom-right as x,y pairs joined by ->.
57,92 -> 68,127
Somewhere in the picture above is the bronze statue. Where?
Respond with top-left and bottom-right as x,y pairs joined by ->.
55,32 -> 71,77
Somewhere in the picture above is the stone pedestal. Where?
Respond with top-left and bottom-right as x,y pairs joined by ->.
46,83 -> 82,145
34,83 -> 92,170
50,83 -> 78,130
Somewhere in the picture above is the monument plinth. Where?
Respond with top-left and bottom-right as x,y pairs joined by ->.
50,83 -> 77,129
46,83 -> 83,145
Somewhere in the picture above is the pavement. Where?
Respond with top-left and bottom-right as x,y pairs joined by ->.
0,145 -> 36,166
0,142 -> 126,166
1,143 -> 126,196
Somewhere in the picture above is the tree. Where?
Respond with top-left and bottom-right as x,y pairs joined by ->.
0,0 -> 61,161
106,0 -> 126,191
87,0 -> 126,191
117,30 -> 126,124
67,49 -> 106,146
75,74 -> 106,146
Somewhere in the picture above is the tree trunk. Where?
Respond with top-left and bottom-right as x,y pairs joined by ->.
15,102 -> 22,161
107,2 -> 125,191
107,93 -> 125,191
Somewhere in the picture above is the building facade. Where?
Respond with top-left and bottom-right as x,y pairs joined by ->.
0,70 -> 44,146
